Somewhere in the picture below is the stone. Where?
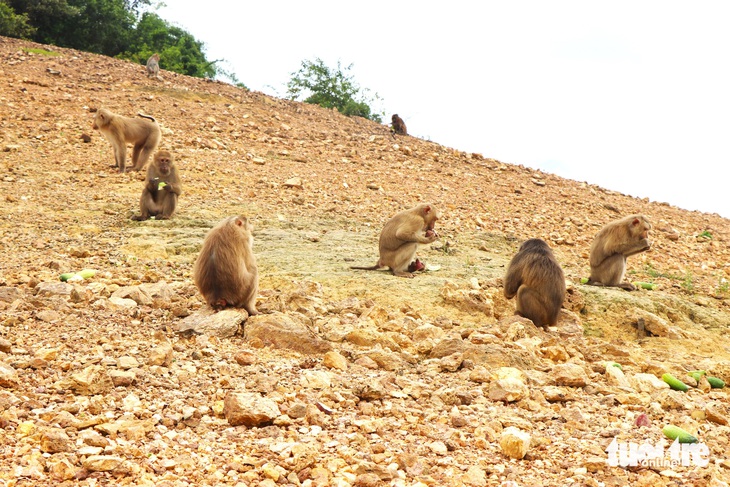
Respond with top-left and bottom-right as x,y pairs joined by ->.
323,351 -> 348,370
54,365 -> 113,395
0,286 -> 21,303
500,426 -> 531,459
223,391 -> 281,427
40,428 -> 72,453
605,363 -> 633,389
633,373 -> 670,392
489,377 -> 529,403
552,363 -> 589,387
82,455 -> 125,472
35,282 -> 72,297
245,312 -> 331,354
0,361 -> 19,388
148,342 -> 173,366
177,307 -> 247,338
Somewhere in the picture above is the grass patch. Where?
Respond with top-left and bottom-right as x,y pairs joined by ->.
139,85 -> 229,104
23,48 -> 60,57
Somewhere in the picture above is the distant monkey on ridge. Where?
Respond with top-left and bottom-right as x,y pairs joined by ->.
146,53 -> 160,79
391,114 -> 407,136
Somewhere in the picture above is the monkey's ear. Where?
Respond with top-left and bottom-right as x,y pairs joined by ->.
235,216 -> 248,227
631,217 -> 641,226
424,205 -> 432,214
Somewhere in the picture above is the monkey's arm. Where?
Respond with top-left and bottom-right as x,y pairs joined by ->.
165,182 -> 182,195
503,268 -> 522,299
623,239 -> 651,257
395,223 -> 436,243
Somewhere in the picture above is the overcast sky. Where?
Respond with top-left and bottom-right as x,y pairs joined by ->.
157,1 -> 730,219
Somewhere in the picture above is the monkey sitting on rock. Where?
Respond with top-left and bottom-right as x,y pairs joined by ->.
504,238 -> 566,327
193,216 -> 259,315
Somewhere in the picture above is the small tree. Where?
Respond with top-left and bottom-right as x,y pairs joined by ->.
0,2 -> 35,38
287,58 -> 382,123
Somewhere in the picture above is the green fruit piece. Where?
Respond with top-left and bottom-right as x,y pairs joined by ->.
59,273 -> 75,282
662,373 -> 689,392
707,376 -> 725,389
633,281 -> 657,290
662,425 -> 698,443
579,277 -> 589,284
158,181 -> 167,190
688,370 -> 706,382
77,269 -> 96,279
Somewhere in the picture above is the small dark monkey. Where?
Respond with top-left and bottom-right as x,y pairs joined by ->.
504,238 -> 566,327
587,215 -> 652,291
391,114 -> 407,135
131,150 -> 180,221
193,216 -> 259,315
351,203 -> 439,278
92,108 -> 161,173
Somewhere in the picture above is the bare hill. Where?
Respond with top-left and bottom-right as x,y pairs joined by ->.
1,36 -> 730,486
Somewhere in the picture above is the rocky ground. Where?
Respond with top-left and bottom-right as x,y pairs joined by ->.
1,36 -> 730,486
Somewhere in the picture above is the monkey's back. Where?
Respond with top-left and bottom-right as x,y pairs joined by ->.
193,222 -> 253,306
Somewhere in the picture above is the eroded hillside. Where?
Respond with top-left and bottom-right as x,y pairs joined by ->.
1,36 -> 730,486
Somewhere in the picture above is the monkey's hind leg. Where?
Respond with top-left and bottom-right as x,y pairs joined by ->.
515,286 -> 551,327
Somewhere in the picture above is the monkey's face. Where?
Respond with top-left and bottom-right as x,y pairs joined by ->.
156,154 -> 172,175
91,109 -> 109,131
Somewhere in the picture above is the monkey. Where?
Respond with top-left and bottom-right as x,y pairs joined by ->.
351,203 -> 439,278
391,114 -> 407,136
146,53 -> 160,79
193,216 -> 259,315
92,108 -> 161,173
586,214 -> 652,291
131,150 -> 181,221
503,238 -> 566,327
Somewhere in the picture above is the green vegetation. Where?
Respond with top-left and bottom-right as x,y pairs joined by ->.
23,47 -> 60,56
698,230 -> 713,239
0,0 -> 230,81
287,58 -> 383,122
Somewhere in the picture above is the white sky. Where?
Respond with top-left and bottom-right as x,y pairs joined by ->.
157,1 -> 730,219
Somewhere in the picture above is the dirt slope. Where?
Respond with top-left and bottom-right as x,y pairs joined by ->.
1,36 -> 730,486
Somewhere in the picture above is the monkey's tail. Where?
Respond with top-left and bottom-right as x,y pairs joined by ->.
350,264 -> 383,271
137,113 -> 156,122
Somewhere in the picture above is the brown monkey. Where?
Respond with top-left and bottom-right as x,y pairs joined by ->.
131,150 -> 180,221
391,114 -> 407,135
193,216 -> 259,314
587,215 -> 652,291
504,238 -> 566,327
92,108 -> 161,173
146,53 -> 160,78
351,203 -> 439,278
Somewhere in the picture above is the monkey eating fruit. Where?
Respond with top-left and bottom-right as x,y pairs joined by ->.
351,203 -> 439,278
587,215 -> 652,291
131,150 -> 180,221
